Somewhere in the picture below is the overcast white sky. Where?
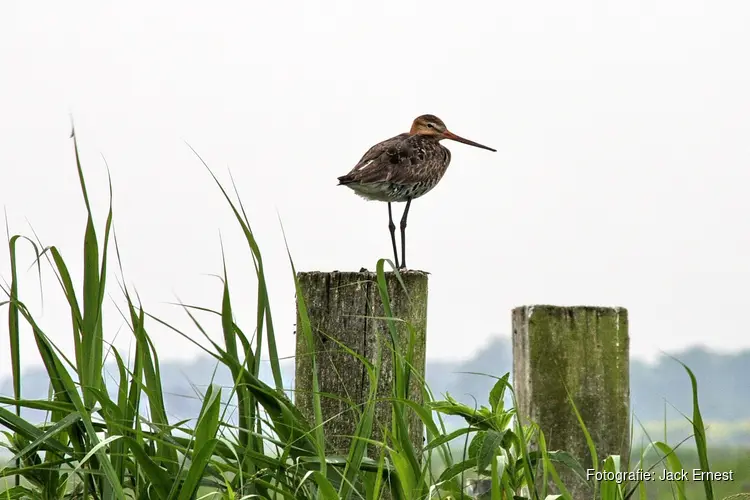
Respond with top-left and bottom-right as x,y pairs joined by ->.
2,0 -> 750,377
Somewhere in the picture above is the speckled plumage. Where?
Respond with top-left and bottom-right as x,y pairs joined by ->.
337,114 -> 495,269
337,132 -> 452,202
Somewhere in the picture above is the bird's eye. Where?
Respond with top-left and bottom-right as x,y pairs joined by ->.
427,123 -> 435,129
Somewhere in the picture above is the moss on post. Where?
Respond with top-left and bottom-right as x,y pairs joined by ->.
294,270 -> 428,459
512,305 -> 630,497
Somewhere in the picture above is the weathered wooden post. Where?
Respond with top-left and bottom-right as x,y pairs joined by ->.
294,270 -> 428,460
512,305 -> 630,497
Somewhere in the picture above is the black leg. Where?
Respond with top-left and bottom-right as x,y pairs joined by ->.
388,202 -> 400,268
399,199 -> 412,269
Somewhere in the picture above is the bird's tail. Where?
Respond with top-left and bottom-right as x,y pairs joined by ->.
337,174 -> 354,185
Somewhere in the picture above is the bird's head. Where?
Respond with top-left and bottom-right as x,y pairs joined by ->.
410,114 -> 448,136
409,114 -> 496,152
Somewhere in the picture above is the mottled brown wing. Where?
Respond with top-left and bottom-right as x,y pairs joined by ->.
338,133 -> 427,185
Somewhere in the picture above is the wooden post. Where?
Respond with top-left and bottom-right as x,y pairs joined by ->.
294,270 -> 428,460
512,305 -> 630,497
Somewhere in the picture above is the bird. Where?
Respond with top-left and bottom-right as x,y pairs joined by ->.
337,114 -> 496,269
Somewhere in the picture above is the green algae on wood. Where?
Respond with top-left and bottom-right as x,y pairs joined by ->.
512,305 -> 630,497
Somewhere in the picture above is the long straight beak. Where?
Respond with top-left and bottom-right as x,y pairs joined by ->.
442,130 -> 496,152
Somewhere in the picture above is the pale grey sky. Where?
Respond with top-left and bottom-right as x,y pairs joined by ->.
2,1 -> 750,376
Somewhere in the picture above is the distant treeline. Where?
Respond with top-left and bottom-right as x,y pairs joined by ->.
2,338 -> 748,429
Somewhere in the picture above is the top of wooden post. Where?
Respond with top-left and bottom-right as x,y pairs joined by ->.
513,304 -> 627,314
297,269 -> 430,277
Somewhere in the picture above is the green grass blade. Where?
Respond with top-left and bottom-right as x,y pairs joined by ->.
176,384 -> 222,500
653,442 -> 687,500
0,407 -> 72,457
491,453 -> 506,500
279,221 -> 327,466
122,436 -> 173,498
47,246 -> 85,366
374,260 -> 421,482
3,412 -> 82,468
563,380 -> 599,494
337,334 -> 380,500
69,129 -> 108,412
215,248 -> 261,481
187,144 -> 284,390
672,357 -> 714,500
3,231 -> 41,488
538,430 -> 573,500
600,455 -> 622,500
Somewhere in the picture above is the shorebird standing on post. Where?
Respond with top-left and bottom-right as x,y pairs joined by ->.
337,114 -> 496,269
